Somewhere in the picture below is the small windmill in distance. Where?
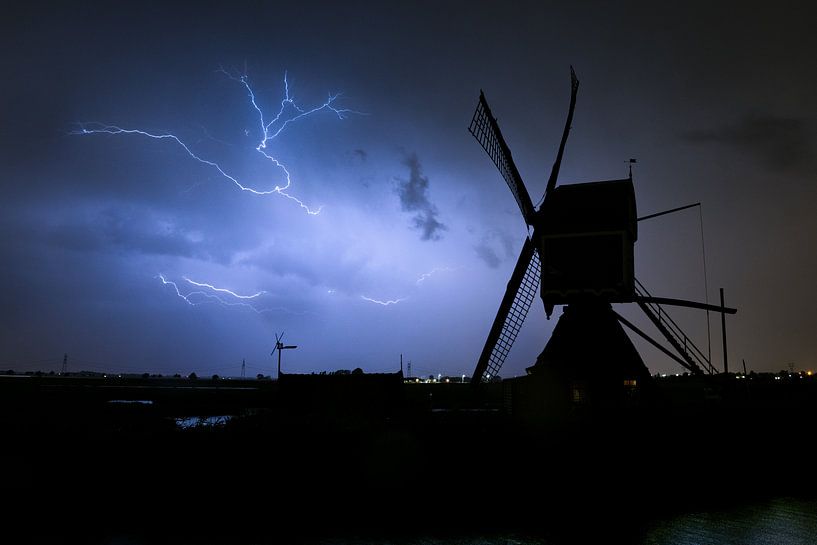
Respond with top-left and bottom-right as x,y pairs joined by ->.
271,332 -> 298,377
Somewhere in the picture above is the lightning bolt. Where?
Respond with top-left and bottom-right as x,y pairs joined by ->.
158,274 -> 305,315
158,274 -> 204,306
356,266 -> 454,307
415,266 -> 454,285
73,68 -> 363,215
182,277 -> 265,299
360,295 -> 407,306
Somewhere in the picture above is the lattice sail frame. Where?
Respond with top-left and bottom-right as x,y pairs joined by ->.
472,239 -> 542,383
469,92 -> 537,225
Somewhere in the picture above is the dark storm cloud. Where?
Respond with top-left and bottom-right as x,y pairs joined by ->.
242,240 -> 371,294
394,153 -> 447,241
99,208 -> 209,259
474,229 -> 515,269
30,204 -> 220,261
345,149 -> 368,164
682,114 -> 813,171
475,244 -> 502,269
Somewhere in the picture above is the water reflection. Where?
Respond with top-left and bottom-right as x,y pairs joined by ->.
642,497 -> 817,545
99,496 -> 816,544
312,498 -> 817,545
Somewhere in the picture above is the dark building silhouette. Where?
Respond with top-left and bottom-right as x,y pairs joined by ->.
505,303 -> 654,423
278,370 -> 404,419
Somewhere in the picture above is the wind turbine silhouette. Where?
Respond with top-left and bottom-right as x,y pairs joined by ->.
271,332 -> 298,377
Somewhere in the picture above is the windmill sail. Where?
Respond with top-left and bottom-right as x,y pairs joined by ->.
469,92 -> 537,225
472,238 -> 541,383
544,66 -> 580,197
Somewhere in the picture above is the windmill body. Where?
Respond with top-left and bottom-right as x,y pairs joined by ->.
530,177 -> 648,418
468,68 -> 732,419
538,178 -> 637,308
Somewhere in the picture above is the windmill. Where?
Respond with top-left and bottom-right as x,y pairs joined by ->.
271,332 -> 298,377
468,67 -> 736,408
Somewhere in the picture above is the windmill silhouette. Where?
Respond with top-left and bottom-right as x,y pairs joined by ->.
468,68 -> 736,404
271,332 -> 298,377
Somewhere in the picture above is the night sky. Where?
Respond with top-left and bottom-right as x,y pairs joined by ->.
2,1 -> 815,378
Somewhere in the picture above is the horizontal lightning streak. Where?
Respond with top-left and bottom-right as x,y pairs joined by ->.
360,295 -> 406,306
416,266 -> 454,285
160,274 -> 257,310
159,274 -> 306,315
189,292 -> 267,311
72,123 -> 279,188
182,277 -> 265,299
356,265 -> 454,307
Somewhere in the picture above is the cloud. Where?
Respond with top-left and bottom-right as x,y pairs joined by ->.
474,229 -> 515,269
240,238 -> 372,295
353,149 -> 367,162
475,244 -> 501,268
99,208 -> 205,258
394,153 -> 447,241
27,203 -> 227,262
681,113 -> 812,170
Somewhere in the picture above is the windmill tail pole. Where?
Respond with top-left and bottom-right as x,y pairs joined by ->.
721,288 -> 728,374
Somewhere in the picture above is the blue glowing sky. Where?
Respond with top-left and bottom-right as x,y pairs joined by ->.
2,2 -> 816,377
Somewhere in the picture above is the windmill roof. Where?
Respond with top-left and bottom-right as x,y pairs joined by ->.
541,178 -> 637,239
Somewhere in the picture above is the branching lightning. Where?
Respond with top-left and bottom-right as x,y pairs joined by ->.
182,277 -> 265,299
73,68 -> 363,215
159,274 -> 204,306
158,274 -> 304,315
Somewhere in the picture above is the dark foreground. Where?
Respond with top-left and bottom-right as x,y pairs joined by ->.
1,373 -> 816,543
